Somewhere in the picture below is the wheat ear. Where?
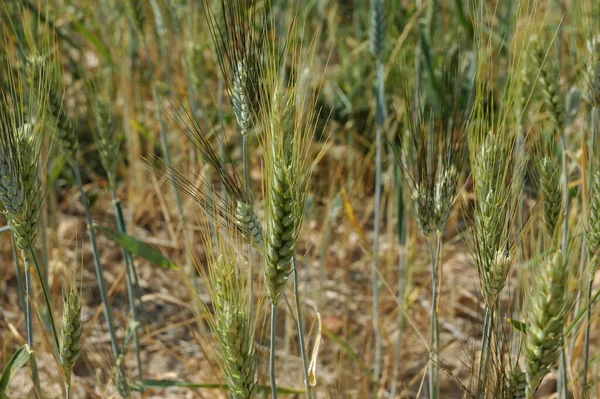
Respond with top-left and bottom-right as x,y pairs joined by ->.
59,281 -> 82,398
525,250 -> 568,397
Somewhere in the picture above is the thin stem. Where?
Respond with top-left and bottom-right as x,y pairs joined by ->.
11,232 -> 26,313
292,256 -> 312,399
372,57 -> 386,393
582,260 -> 595,398
558,133 -> 569,399
24,261 -> 42,399
477,304 -> 495,398
389,164 -> 407,398
428,234 -> 441,399
111,191 -> 143,381
73,163 -> 119,358
66,383 -> 71,399
270,303 -> 278,399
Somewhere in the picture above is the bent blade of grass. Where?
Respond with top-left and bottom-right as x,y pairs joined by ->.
0,345 -> 32,393
94,225 -> 179,269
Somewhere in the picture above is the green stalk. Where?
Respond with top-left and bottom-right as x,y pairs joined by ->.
477,303 -> 495,398
73,164 -> 119,357
270,303 -> 278,399
582,258 -> 595,398
557,134 -> 569,399
428,233 -> 441,399
389,162 -> 407,399
583,106 -> 599,398
292,256 -> 312,398
24,261 -> 41,399
11,231 -> 26,314
111,191 -> 143,381
372,54 -> 386,392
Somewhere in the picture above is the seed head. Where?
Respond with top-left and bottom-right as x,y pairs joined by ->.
59,284 -> 83,384
525,250 -> 568,396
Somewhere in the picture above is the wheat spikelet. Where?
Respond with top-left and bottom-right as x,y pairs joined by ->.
48,89 -> 79,166
202,0 -> 266,135
264,155 -> 295,304
504,367 -> 526,399
236,201 -> 264,247
370,0 -> 386,61
93,98 -> 120,189
59,283 -> 82,385
587,170 -> 600,259
530,36 -> 566,133
212,255 -> 258,398
525,250 -> 568,396
539,155 -> 562,236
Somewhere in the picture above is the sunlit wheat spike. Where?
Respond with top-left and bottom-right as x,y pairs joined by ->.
370,0 -> 386,61
0,54 -> 49,252
539,155 -> 562,236
59,283 -> 82,384
264,157 -> 295,304
48,88 -> 79,166
392,54 -> 472,236
90,92 -> 120,189
525,250 -> 568,397
530,36 -> 566,133
212,255 -> 258,398
504,367 -> 526,399
201,0 -> 266,134
587,170 -> 600,260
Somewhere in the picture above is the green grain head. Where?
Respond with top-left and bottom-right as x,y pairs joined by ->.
524,250 -> 568,396
59,282 -> 83,384
586,170 -> 600,261
530,35 -> 566,134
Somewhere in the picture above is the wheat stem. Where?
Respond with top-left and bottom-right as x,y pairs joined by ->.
23,260 -> 41,399
73,164 -> 119,358
477,303 -> 494,399
292,256 -> 311,398
270,303 -> 278,399
111,193 -> 143,381
428,233 -> 441,399
390,163 -> 407,399
557,134 -> 569,398
11,231 -> 26,314
582,257 -> 595,397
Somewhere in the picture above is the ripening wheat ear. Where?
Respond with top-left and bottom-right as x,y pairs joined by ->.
0,43 -> 58,396
201,0 -> 266,136
525,250 -> 568,397
59,278 -> 83,396
504,367 -> 526,399
530,35 -> 566,134
195,222 -> 259,399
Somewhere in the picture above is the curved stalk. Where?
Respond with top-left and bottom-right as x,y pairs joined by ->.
73,164 -> 119,358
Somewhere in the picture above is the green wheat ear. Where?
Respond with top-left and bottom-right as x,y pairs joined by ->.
504,367 -> 526,399
539,154 -> 562,237
587,170 -> 600,260
59,282 -> 83,385
525,250 -> 568,396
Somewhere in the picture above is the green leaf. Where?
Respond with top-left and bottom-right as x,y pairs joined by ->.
507,318 -> 527,334
133,380 -> 305,395
94,225 -> 179,269
0,345 -> 32,393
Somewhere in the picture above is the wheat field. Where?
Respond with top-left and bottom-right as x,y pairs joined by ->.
1,0 -> 599,398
